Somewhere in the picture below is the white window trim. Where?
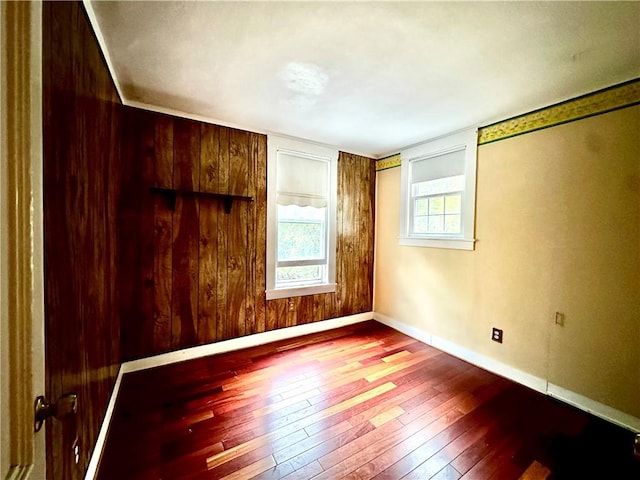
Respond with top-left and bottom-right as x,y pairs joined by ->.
399,128 -> 478,251
266,135 -> 338,300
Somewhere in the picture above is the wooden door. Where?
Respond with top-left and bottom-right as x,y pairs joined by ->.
0,1 -> 46,478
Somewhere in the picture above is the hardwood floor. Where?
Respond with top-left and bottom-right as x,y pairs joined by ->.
97,321 -> 639,479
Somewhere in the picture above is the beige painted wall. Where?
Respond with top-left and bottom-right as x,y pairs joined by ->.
374,105 -> 640,418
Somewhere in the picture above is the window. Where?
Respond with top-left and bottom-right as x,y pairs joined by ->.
400,128 -> 478,250
266,136 -> 338,299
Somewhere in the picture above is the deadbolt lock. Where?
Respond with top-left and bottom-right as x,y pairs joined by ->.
34,393 -> 78,432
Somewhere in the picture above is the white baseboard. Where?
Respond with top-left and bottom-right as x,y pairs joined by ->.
374,312 -> 547,393
373,312 -> 640,433
547,383 -> 640,432
428,334 -> 548,394
373,312 -> 433,347
84,312 -> 373,479
122,312 -> 373,374
84,366 -> 124,480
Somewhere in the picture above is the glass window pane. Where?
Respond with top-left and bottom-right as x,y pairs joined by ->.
445,215 -> 461,233
413,216 -> 428,234
429,196 -> 444,215
428,215 -> 444,233
415,198 -> 428,216
445,194 -> 461,214
277,221 -> 323,261
277,204 -> 326,262
276,265 -> 322,283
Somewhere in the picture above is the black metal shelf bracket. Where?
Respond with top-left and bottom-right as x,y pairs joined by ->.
150,187 -> 253,214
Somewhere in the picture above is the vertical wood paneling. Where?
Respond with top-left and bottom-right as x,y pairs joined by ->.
153,116 -> 174,353
171,119 -> 200,348
245,133 -> 258,335
44,5 -> 72,476
337,153 -> 353,315
229,129 -> 249,196
313,294 -> 325,323
139,113 -> 157,355
118,111 -> 138,357
216,127 -> 230,340
266,298 -> 288,331
255,135 -> 268,333
324,292 -> 338,320
118,112 -> 375,359
360,153 -> 376,312
266,299 -> 278,332
227,130 -> 248,338
335,152 -> 376,317
285,298 -> 297,328
43,2 -> 122,478
198,124 -> 219,344
154,115 -> 174,188
298,295 -> 314,324
105,67 -> 122,390
119,109 -> 156,359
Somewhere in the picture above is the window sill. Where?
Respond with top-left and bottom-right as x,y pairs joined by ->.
398,236 -> 476,251
266,283 -> 337,300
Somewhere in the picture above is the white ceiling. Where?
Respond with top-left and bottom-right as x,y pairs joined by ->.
87,1 -> 640,158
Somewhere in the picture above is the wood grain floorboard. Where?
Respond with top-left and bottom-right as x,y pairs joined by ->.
97,321 -> 640,480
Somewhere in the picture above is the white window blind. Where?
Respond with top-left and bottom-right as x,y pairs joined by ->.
276,152 -> 329,207
410,148 -> 465,184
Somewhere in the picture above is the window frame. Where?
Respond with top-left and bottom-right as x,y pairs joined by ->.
266,135 -> 338,300
399,128 -> 478,251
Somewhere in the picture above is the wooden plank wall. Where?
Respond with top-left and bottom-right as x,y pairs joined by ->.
119,108 -> 376,360
42,1 -> 375,475
42,2 -> 122,479
119,108 -> 266,359
265,152 -> 376,328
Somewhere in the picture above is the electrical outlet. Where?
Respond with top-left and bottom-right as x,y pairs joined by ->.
491,327 -> 503,343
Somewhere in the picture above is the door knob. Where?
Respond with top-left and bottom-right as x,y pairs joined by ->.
34,393 -> 77,432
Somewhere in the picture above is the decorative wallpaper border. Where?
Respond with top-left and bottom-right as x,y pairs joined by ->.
478,78 -> 640,145
376,78 -> 640,171
376,154 -> 401,171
